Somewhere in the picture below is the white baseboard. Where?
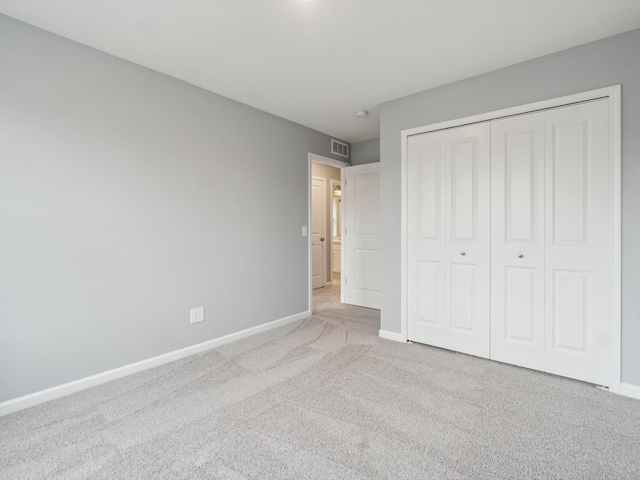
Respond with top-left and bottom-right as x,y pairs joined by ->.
0,310 -> 310,417
619,382 -> 640,400
379,329 -> 406,343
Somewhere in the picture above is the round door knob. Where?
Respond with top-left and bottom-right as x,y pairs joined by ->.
321,237 -> 325,242
460,252 -> 466,256
518,254 -> 524,258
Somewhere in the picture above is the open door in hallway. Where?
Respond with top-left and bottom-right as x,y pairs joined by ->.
343,163 -> 381,309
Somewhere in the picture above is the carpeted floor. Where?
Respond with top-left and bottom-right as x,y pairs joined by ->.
1,289 -> 639,479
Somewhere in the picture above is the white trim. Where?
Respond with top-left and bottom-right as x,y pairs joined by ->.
609,85 -> 622,394
308,153 -> 349,313
400,116 -> 409,342
309,152 -> 350,168
379,329 -> 406,342
619,383 -> 640,401
401,86 -> 617,138
400,86 -> 622,390
0,310 -> 309,417
340,167 -> 346,304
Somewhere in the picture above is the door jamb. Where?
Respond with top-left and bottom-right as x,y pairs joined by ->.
308,153 -> 350,314
399,85 -> 622,392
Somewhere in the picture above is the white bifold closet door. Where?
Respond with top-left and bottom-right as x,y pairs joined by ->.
407,98 -> 615,387
490,111 -> 546,370
491,99 -> 614,386
407,123 -> 491,358
543,100 -> 614,386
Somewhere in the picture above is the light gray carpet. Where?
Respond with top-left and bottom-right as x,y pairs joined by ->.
1,301 -> 639,479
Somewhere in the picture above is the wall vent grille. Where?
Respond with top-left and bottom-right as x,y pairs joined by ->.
331,139 -> 349,158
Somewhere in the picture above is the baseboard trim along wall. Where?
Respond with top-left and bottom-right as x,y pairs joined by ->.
0,310 -> 310,417
379,329 -> 406,343
620,383 -> 640,400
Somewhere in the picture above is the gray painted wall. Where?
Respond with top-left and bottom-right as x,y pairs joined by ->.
380,28 -> 640,387
0,15 -> 347,402
350,138 -> 380,165
311,162 -> 342,283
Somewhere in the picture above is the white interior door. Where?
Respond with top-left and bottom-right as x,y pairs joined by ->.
311,176 -> 326,290
407,123 -> 491,358
344,163 -> 380,309
544,99 -> 614,386
490,111 -> 546,370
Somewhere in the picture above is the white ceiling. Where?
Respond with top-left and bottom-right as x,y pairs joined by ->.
1,1 -> 640,143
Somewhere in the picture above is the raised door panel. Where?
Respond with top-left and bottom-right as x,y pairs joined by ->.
444,123 -> 491,358
552,121 -> 588,244
449,263 -> 476,332
354,173 -> 380,235
490,112 -> 545,369
451,139 -> 477,241
544,99 -> 613,386
504,267 -> 537,341
407,135 -> 445,346
418,144 -> 442,241
551,270 -> 589,352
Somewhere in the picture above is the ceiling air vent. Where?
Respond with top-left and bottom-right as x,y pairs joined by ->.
331,139 -> 349,158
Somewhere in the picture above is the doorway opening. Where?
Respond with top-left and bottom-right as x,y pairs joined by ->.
308,153 -> 349,314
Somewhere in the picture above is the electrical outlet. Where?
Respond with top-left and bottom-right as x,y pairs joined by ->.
190,307 -> 204,324
302,226 -> 308,237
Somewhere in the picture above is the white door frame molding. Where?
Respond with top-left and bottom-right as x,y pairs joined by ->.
308,153 -> 350,313
399,85 -> 622,392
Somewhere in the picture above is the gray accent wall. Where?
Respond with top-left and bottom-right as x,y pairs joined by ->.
350,138 -> 380,165
380,28 -> 640,387
0,15 -> 346,402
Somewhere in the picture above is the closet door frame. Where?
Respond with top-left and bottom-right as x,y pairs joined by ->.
399,85 -> 621,393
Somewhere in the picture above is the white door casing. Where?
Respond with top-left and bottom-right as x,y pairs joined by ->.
490,111 -> 546,370
311,176 -> 326,289
407,123 -> 491,358
344,163 -> 381,309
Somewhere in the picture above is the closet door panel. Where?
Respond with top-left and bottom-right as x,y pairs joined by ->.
490,112 -> 545,369
451,139 -> 477,240
407,123 -> 490,357
444,123 -> 491,358
544,99 -> 613,387
407,135 -> 446,346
